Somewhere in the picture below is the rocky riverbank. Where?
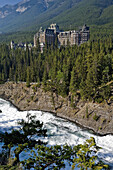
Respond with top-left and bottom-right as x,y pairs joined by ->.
0,82 -> 113,135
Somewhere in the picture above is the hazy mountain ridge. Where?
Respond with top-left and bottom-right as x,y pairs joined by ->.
0,0 -> 113,33
0,0 -> 21,7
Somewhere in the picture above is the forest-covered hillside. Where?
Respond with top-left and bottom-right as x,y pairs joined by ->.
0,0 -> 113,37
0,39 -> 113,103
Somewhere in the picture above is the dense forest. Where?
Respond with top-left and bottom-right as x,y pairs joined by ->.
0,38 -> 113,103
0,35 -> 113,169
0,31 -> 35,44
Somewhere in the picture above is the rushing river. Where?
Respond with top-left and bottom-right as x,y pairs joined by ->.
0,98 -> 113,169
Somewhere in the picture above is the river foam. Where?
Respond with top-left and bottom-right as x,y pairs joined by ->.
0,98 -> 113,168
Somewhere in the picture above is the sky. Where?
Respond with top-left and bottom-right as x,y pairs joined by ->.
0,0 -> 21,7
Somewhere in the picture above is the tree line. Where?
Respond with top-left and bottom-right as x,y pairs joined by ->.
0,38 -> 113,103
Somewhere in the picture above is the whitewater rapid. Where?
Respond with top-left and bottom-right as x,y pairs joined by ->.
0,98 -> 113,169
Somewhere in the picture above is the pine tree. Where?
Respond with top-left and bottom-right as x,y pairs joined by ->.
0,113 -> 47,166
69,66 -> 78,94
72,137 -> 109,170
26,67 -> 31,87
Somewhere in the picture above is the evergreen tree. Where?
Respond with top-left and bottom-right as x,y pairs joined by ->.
72,137 -> 109,170
26,67 -> 31,87
69,66 -> 79,94
0,113 -> 47,167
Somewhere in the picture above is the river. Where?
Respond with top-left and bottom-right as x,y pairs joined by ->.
0,98 -> 113,169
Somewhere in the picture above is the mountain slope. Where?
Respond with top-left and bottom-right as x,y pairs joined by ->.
0,0 -> 83,32
0,0 -> 21,7
48,0 -> 113,28
0,0 -> 113,33
0,0 -> 48,32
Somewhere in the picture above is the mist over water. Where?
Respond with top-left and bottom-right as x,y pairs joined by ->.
0,98 -> 113,168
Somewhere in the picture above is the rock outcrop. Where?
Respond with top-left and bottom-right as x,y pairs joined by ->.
0,82 -> 113,135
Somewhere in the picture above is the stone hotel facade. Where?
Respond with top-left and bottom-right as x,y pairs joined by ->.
34,23 -> 90,49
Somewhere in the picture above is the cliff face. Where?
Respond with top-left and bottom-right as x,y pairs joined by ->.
0,82 -> 113,135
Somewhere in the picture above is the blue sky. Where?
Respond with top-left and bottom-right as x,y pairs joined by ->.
0,0 -> 21,7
